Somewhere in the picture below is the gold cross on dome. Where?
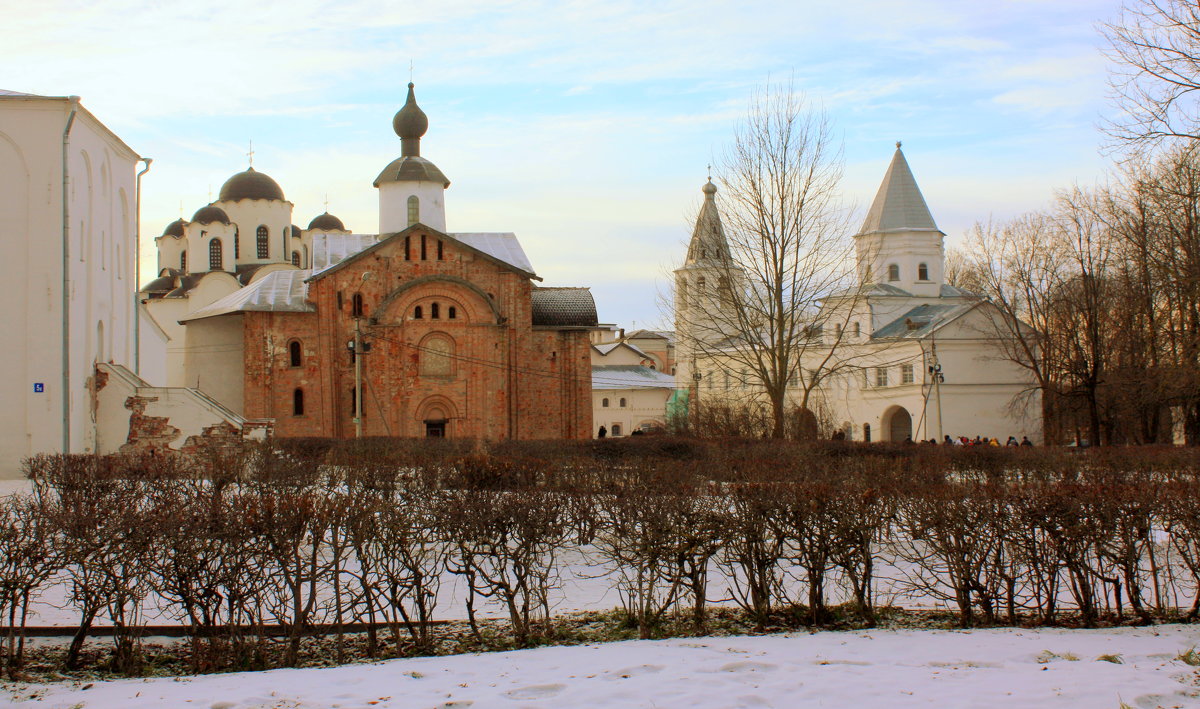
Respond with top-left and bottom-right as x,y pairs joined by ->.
247,140 -> 255,167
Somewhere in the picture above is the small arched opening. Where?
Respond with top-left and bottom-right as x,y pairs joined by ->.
882,405 -> 913,442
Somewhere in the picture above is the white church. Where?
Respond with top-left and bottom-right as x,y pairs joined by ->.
674,145 -> 1042,443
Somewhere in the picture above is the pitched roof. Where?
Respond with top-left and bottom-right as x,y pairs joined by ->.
593,341 -> 651,359
531,287 -> 598,327
858,145 -> 940,235
592,365 -> 677,390
871,302 -> 981,340
686,179 -> 733,263
180,270 -> 314,322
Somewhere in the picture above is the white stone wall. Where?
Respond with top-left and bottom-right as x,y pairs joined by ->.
593,388 -> 671,437
214,199 -> 294,266
0,96 -> 140,475
378,180 -> 446,233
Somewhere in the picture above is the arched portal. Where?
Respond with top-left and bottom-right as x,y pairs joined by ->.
417,396 -> 457,438
882,406 -> 912,442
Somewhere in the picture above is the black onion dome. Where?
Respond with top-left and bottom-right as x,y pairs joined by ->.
161,218 -> 187,237
308,212 -> 346,231
392,83 -> 429,140
219,167 -> 285,201
191,204 -> 231,225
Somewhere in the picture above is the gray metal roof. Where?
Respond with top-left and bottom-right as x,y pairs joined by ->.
531,287 -> 598,327
858,146 -> 940,235
0,89 -> 44,97
592,365 -> 677,390
593,341 -> 651,359
181,270 -> 314,322
451,232 -> 535,274
310,233 -> 382,276
373,155 -> 450,188
872,302 -> 978,340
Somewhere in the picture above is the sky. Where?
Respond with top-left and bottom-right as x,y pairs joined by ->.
3,0 -> 1123,330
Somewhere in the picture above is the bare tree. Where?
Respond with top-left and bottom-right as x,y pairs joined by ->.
1103,0 -> 1200,147
677,81 -> 856,439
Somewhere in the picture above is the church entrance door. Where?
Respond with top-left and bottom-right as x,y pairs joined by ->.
425,420 -> 446,438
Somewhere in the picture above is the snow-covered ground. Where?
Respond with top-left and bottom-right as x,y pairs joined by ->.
7,625 -> 1200,708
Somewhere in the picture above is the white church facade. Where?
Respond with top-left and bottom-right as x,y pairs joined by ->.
675,145 -> 1042,443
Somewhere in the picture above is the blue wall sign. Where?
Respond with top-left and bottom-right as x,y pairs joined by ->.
33,383 -> 44,393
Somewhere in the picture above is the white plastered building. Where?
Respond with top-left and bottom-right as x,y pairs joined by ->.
0,90 -> 145,474
675,145 -> 1042,442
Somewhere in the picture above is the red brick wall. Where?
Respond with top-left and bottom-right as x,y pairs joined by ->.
242,227 -> 592,440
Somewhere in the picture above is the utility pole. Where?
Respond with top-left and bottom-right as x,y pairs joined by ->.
354,316 -> 363,439
929,339 -> 944,441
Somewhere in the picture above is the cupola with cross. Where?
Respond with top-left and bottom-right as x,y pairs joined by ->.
374,82 -> 449,233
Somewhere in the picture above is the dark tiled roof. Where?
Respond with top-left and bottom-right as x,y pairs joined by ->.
308,212 -> 346,231
872,303 -> 977,339
373,155 -> 450,187
163,273 -> 207,298
219,167 -> 285,201
161,218 -> 187,237
191,204 -> 231,225
531,287 -> 597,328
142,274 -> 177,294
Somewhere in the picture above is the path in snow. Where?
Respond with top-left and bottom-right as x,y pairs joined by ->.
9,625 -> 1200,708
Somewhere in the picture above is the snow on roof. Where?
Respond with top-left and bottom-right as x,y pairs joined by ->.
871,302 -> 979,340
593,341 -> 652,359
180,269 -> 314,322
592,365 -> 676,390
451,232 -> 535,274
310,233 -> 382,276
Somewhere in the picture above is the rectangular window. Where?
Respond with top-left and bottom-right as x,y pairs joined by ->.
901,363 -> 914,384
404,236 -> 411,261
420,234 -> 427,260
437,240 -> 444,260
875,367 -> 888,387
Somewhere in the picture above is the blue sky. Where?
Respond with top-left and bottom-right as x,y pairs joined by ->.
5,0 -> 1120,329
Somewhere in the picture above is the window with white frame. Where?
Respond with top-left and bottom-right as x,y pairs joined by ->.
875,367 -> 888,387
901,363 -> 914,384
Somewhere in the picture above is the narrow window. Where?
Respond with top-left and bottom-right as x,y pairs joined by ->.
875,367 -> 888,387
918,262 -> 929,281
697,276 -> 706,291
431,302 -> 440,319
303,245 -> 308,268
352,292 -> 364,318
602,398 -> 609,408
256,226 -> 269,258
448,306 -> 457,320
289,340 -> 302,367
337,291 -> 344,310
619,397 -> 627,407
291,251 -> 300,267
180,251 -> 187,273
404,235 -> 411,260
437,240 -> 444,260
293,388 -> 304,416
407,195 -> 419,226
853,321 -> 861,337
414,305 -> 423,319
679,280 -> 688,306
901,363 -> 914,384
234,230 -> 240,258
887,263 -> 900,282
350,388 -> 360,418
863,423 -> 871,442
420,234 -> 427,260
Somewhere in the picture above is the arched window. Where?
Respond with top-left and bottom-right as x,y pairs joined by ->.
619,397 -> 627,407
352,292 -> 364,318
602,398 -> 609,408
697,276 -> 706,291
887,263 -> 900,282
234,230 -> 240,258
448,306 -> 457,319
863,423 -> 871,442
679,280 -> 688,306
413,305 -> 423,319
431,302 -> 440,319
407,195 -> 419,226
293,388 -> 304,416
291,251 -> 300,267
256,225 -> 269,258
420,334 -> 454,377
180,251 -> 187,273
918,262 -> 929,281
289,340 -> 302,367
853,321 -> 861,337
208,239 -> 223,271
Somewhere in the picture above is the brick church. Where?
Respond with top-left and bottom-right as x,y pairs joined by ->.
141,84 -> 597,440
